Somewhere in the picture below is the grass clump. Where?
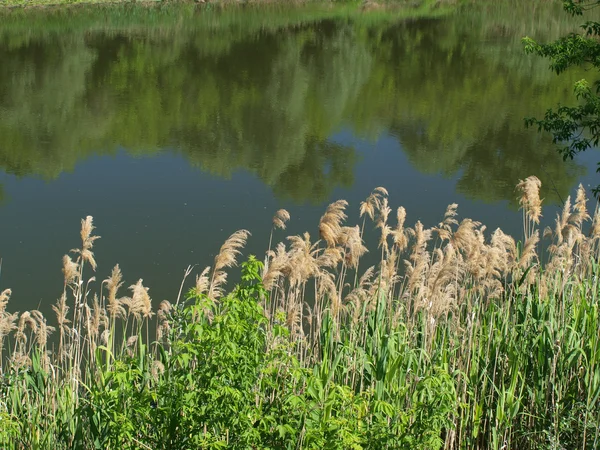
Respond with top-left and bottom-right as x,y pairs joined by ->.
1,176 -> 600,449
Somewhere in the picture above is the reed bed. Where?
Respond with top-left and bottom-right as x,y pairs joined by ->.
1,176 -> 599,449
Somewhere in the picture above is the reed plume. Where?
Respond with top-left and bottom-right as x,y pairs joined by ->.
273,209 -> 290,230
52,293 -> 70,359
346,266 -> 375,320
194,266 -> 211,296
208,230 -> 250,300
128,279 -> 153,320
263,243 -> 289,291
62,255 -> 79,286
157,300 -> 172,343
359,187 -> 388,222
268,209 -> 290,255
0,289 -> 17,359
73,216 -> 101,271
14,311 -> 37,360
286,233 -> 320,288
517,175 -> 542,238
368,195 -> 389,259
338,225 -> 367,269
434,203 -> 459,242
391,206 -> 411,254
405,221 -> 432,295
0,288 -> 10,313
519,231 -> 540,270
319,200 -> 348,247
589,205 -> 600,241
105,264 -> 125,320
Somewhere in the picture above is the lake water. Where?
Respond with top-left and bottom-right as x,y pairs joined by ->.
0,1 -> 598,314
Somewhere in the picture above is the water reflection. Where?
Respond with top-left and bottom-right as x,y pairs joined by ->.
0,2 -> 588,204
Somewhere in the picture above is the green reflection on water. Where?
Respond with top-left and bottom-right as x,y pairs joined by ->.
0,1 -> 592,204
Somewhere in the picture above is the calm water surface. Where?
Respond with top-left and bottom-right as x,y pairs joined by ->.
0,1 -> 598,313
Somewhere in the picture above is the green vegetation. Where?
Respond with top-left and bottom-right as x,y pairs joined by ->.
524,0 -> 600,196
1,177 -> 600,448
0,2 -> 588,204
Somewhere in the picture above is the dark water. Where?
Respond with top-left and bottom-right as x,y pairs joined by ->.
0,1 -> 597,313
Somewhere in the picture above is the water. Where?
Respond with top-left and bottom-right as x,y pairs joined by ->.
0,1 -> 597,314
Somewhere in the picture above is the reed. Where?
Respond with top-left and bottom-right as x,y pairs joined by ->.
0,175 -> 599,449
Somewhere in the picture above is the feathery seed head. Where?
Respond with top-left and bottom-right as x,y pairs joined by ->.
573,184 -> 590,227
360,187 -> 387,221
273,209 -> 291,230
590,205 -> 600,240
263,243 -> 289,291
319,200 -> 348,247
209,230 -> 250,300
62,255 -> 79,285
105,264 -> 125,319
195,266 -> 211,296
214,230 -> 251,271
77,216 -> 100,270
339,226 -> 367,269
129,279 -> 153,319
516,176 -> 542,225
157,300 -> 172,319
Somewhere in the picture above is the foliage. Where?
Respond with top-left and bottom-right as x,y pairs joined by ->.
0,256 -> 455,449
1,177 -> 600,448
523,0 -> 600,196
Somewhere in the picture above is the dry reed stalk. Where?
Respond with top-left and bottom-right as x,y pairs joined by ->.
87,294 -> 105,355
520,231 -> 540,269
589,205 -> 600,241
490,228 -> 517,276
63,216 -> 101,384
544,192 -> 595,278
268,209 -> 290,256
0,289 -> 17,364
122,279 -> 153,334
516,175 -> 542,238
434,204 -> 459,243
263,243 -> 291,322
391,206 -> 411,253
30,310 -> 54,369
263,243 -> 289,292
424,243 -> 461,318
345,266 -> 375,323
319,200 -> 348,248
573,184 -> 590,227
355,188 -> 389,287
318,269 -> 339,316
376,197 -> 392,256
156,300 -> 172,344
286,233 -> 319,289
345,225 -> 366,260
317,247 -> 343,271
52,293 -> 70,363
272,209 -> 290,231
359,187 -> 388,223
194,266 -> 211,296
62,255 -> 79,287
105,265 -> 125,320
285,296 -> 302,339
13,311 -> 37,361
0,288 -> 10,315
405,221 -> 432,303
75,216 -> 101,271
176,265 -> 194,307
208,230 -> 250,300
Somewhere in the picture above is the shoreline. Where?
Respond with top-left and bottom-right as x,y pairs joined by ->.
0,0 -> 455,11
